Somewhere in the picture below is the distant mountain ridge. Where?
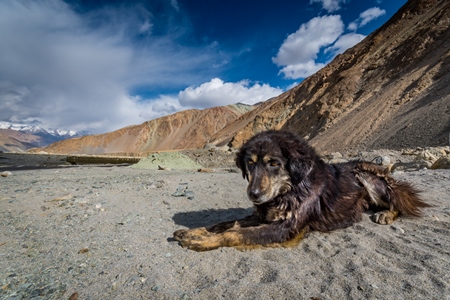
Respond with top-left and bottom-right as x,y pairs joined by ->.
0,121 -> 88,137
0,121 -> 90,152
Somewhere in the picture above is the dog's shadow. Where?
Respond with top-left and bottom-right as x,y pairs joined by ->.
172,207 -> 253,229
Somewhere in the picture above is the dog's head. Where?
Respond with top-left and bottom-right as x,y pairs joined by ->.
236,130 -> 316,205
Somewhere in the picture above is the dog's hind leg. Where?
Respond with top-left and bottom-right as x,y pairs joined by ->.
355,162 -> 430,225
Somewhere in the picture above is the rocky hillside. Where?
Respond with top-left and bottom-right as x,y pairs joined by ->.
211,0 -> 450,153
37,104 -> 253,154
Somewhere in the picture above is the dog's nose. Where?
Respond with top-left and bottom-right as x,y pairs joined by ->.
248,189 -> 261,200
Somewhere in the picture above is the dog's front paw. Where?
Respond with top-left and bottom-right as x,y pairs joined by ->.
173,227 -> 216,251
173,227 -> 209,241
372,210 -> 399,225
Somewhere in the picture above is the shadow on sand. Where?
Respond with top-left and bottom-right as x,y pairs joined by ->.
172,207 -> 253,229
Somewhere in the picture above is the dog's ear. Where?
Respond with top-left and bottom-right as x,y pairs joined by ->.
235,148 -> 248,179
281,141 -> 314,185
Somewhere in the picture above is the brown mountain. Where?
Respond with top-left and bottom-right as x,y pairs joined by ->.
38,104 -> 253,154
211,0 -> 450,153
0,129 -> 43,152
33,0 -> 449,156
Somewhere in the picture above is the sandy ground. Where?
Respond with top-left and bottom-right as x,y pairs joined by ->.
0,163 -> 449,299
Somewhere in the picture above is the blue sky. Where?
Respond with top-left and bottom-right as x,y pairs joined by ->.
0,0 -> 407,133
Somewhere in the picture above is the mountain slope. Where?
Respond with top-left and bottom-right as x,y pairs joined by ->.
211,0 -> 450,153
39,104 -> 253,154
0,129 -> 42,152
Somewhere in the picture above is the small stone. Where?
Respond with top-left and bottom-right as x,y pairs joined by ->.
69,292 -> 79,300
330,152 -> 343,159
46,193 -> 74,202
1,171 -> 12,177
172,185 -> 187,197
151,285 -> 160,291
74,198 -> 89,204
430,155 -> 450,169
78,248 -> 89,254
391,225 -> 405,233
415,150 -> 438,163
329,158 -> 348,164
118,212 -> 138,225
184,190 -> 195,200
373,156 -> 391,166
181,293 -> 190,300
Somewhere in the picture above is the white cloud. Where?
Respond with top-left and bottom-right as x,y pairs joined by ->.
325,33 -> 366,56
0,0 -> 229,133
310,0 -> 347,12
135,95 -> 183,121
178,78 -> 283,107
348,7 -> 386,30
278,62 -> 327,80
272,15 -> 344,79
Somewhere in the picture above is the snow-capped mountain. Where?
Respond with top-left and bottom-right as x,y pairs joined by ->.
0,121 -> 91,151
0,121 -> 89,138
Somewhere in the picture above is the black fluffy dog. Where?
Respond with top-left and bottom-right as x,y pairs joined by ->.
173,130 -> 429,251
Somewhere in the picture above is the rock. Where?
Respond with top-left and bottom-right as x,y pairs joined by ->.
1,171 -> 12,177
69,292 -> 79,300
391,161 -> 431,172
184,190 -> 195,200
328,158 -> 348,164
391,225 -> 405,233
172,185 -> 188,197
373,156 -> 391,166
430,155 -> 450,169
325,152 -> 343,160
78,248 -> 89,254
145,180 -> 165,189
118,212 -> 138,225
204,143 -> 216,151
415,150 -> 438,163
74,198 -> 89,204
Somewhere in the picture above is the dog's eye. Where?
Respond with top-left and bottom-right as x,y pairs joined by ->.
269,161 -> 280,167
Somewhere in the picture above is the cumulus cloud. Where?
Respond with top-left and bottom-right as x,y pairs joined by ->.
0,0 -> 263,133
272,15 -> 344,79
325,33 -> 366,56
310,0 -> 347,12
348,7 -> 386,31
178,78 -> 283,107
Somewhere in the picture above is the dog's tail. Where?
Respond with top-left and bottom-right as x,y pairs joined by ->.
355,162 -> 431,217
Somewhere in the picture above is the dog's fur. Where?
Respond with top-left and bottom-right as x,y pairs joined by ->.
173,130 -> 430,251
